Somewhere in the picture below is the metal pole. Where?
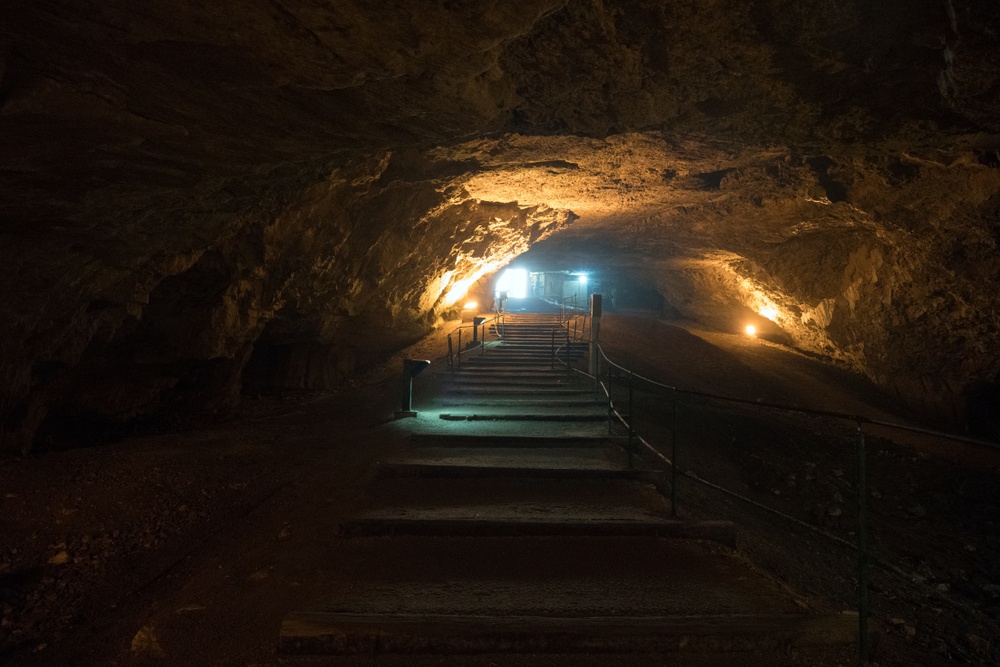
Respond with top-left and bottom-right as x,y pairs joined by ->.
457,329 -> 462,366
594,355 -> 601,399
671,390 -> 678,517
551,330 -> 556,369
607,359 -> 613,435
565,331 -> 571,373
628,371 -> 635,469
856,419 -> 870,663
447,334 -> 453,369
400,372 -> 413,413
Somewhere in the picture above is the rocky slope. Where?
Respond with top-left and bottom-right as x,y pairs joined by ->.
1,0 -> 998,451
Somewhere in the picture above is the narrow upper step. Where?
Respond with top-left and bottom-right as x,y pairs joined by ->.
409,433 -> 622,448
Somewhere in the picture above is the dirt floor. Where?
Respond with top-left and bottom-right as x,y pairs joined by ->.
1,312 -> 998,666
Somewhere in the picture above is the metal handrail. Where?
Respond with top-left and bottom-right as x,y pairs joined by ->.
592,344 -> 1000,450
553,336 -> 1000,663
561,309 -> 589,343
559,294 -> 583,323
446,310 -> 505,368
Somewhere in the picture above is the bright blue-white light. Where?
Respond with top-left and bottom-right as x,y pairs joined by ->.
496,268 -> 528,299
578,273 -> 588,285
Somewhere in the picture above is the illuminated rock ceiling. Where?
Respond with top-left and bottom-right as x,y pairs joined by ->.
1,0 -> 998,451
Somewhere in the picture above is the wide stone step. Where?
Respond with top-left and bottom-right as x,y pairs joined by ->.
409,433 -> 621,448
443,387 -> 593,397
279,536 -> 863,657
378,462 -> 656,481
375,446 -> 647,482
439,398 -> 604,408
446,377 -> 578,387
446,373 -> 573,382
450,367 -> 569,375
280,611 -> 860,656
438,412 -> 606,422
339,516 -> 735,541
345,476 -> 671,524
459,356 -> 583,365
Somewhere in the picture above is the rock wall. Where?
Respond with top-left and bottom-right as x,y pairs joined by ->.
3,150 -> 571,453
2,0 -> 999,450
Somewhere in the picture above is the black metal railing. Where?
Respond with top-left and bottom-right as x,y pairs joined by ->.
559,294 -> 583,323
446,310 -> 505,368
554,326 -> 1000,663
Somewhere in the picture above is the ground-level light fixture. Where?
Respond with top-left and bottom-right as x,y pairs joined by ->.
463,300 -> 478,311
745,324 -> 757,336
395,358 -> 431,419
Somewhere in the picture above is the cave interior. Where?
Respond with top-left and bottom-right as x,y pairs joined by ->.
2,0 -> 1000,664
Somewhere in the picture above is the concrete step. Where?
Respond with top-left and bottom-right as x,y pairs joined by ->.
409,434 -> 622,448
439,398 -> 604,408
339,516 -> 735,541
438,412 -> 607,422
449,368 -> 569,376
279,537 -> 863,657
378,462 -> 656,481
338,476 -> 705,540
458,356 -> 583,365
448,364 -> 581,374
445,378 -> 578,387
445,374 -> 576,384
443,387 -> 594,397
486,346 -> 579,353
281,611 -> 861,656
376,446 -> 647,482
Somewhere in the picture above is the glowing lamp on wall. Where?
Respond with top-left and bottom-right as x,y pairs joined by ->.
463,301 -> 478,311
745,325 -> 757,336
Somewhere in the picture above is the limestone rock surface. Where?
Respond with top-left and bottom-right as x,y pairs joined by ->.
1,0 -> 998,451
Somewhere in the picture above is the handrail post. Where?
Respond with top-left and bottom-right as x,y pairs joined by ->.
607,358 -> 613,435
551,330 -> 556,369
855,419 -> 871,663
671,390 -> 678,517
457,329 -> 462,366
447,334 -> 454,370
565,330 -> 571,374
628,371 -> 635,469
594,356 -> 601,398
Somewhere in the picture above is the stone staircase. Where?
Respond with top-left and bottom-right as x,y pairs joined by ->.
279,311 -> 862,662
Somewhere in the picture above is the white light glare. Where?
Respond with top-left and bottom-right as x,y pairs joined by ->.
745,325 -> 757,336
759,307 -> 778,321
463,301 -> 478,310
496,268 -> 528,299
578,273 -> 588,285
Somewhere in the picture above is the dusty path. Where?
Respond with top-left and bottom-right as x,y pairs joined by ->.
598,313 -> 1000,666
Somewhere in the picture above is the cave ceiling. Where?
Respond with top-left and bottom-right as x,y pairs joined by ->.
1,0 -> 999,451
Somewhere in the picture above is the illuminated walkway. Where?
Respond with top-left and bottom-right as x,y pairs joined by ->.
279,312 -> 862,661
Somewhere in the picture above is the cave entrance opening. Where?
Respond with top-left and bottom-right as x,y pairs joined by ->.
494,269 -> 596,313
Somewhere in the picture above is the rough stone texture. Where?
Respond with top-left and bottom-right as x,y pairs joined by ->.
1,0 -> 999,451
